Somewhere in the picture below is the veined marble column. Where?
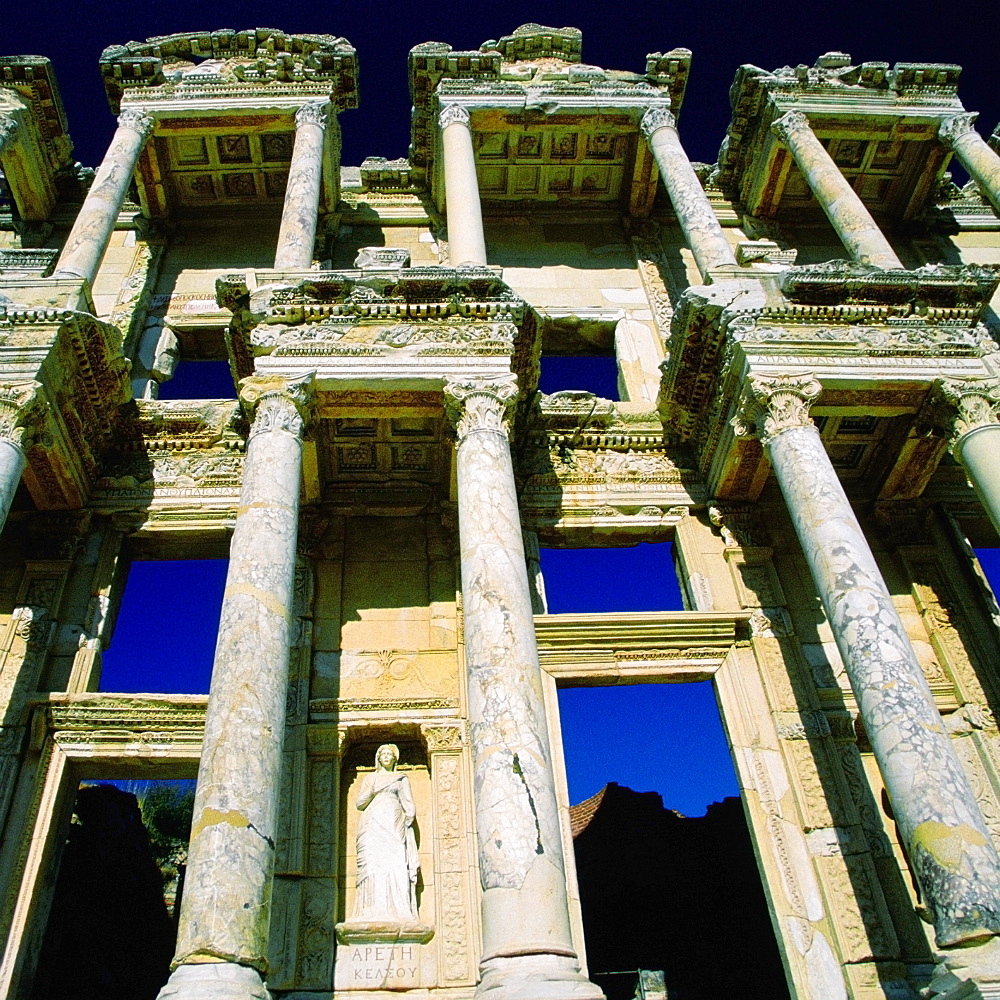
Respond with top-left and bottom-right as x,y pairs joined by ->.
937,376 -> 1000,538
640,107 -> 738,278
939,114 -> 1000,217
439,104 -> 487,267
53,107 -> 153,285
735,372 -> 1000,948
274,102 -> 329,270
771,110 -> 903,269
158,374 -> 314,1000
444,376 -> 602,1000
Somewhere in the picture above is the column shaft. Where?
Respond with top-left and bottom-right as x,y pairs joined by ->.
159,375 -> 312,1000
439,105 -> 487,267
0,381 -> 42,537
940,114 -> 1000,217
274,103 -> 329,270
771,111 -> 902,269
445,376 -> 600,1000
54,108 -> 152,285
955,425 -> 1000,536
641,108 -> 737,277
739,374 -> 1000,948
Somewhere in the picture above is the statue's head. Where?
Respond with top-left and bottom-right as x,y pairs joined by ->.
375,743 -> 400,771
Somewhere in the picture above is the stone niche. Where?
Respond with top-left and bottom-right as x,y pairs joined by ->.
337,737 -> 437,990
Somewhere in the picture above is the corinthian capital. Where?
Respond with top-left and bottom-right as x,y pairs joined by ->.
295,101 -> 331,130
240,372 -> 316,440
640,106 -> 677,140
933,375 -> 1000,442
732,372 -> 822,446
444,374 -> 518,442
438,103 -> 471,130
771,110 -> 812,145
117,107 -> 154,139
0,381 -> 45,450
938,113 -> 979,148
0,115 -> 19,154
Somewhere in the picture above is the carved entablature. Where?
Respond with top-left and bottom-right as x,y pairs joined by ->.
406,24 -> 688,215
216,267 -> 528,382
359,156 -> 415,193
0,56 -> 74,221
97,29 -> 357,218
0,308 -> 131,510
717,52 -> 965,223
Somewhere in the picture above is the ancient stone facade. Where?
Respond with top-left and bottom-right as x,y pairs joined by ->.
1,22 -> 1000,1000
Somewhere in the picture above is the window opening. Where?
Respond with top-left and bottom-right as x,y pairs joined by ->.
538,355 -> 619,400
100,559 -> 227,694
156,359 -> 235,400
31,777 -> 195,1000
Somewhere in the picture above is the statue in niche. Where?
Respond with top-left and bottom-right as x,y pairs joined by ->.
352,744 -> 419,921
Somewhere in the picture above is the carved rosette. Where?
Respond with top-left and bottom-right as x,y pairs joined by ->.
639,106 -> 677,140
934,376 -> 1000,442
770,109 -> 812,144
938,113 -> 980,148
117,107 -> 154,140
438,103 -> 471,130
239,372 -> 316,441
0,115 -> 18,153
0,381 -> 45,450
295,101 -> 330,131
732,372 -> 822,446
443,374 -> 518,443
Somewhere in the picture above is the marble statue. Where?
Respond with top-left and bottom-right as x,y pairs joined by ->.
352,744 -> 419,921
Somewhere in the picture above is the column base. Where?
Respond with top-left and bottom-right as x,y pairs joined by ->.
157,962 -> 270,1000
477,955 -> 605,1000
926,938 -> 1000,999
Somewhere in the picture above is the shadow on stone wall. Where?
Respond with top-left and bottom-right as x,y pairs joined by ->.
572,783 -> 790,1000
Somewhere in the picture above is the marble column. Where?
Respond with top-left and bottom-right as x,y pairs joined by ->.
937,376 -> 1000,538
735,372 -> 1000,948
0,381 -> 42,537
939,114 -> 1000,217
439,104 -> 488,267
640,107 -> 738,278
444,376 -> 601,1000
158,373 -> 314,1000
53,107 -> 153,285
771,110 -> 903,270
274,102 -> 329,270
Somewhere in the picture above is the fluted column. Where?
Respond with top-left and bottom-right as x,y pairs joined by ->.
439,104 -> 487,267
53,107 -> 153,285
444,375 -> 601,1000
274,102 -> 330,270
939,114 -> 1000,217
158,373 -> 314,1000
640,107 -> 737,278
0,382 -> 42,536
936,376 -> 1000,537
771,110 -> 903,269
735,372 -> 1000,948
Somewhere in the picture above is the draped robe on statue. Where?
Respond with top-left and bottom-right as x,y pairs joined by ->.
353,770 -> 419,921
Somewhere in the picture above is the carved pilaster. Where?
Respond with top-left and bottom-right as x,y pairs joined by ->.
938,113 -> 980,148
443,374 -> 518,443
239,373 -> 316,441
438,103 -> 471,129
708,503 -> 772,549
639,106 -> 676,140
117,107 -> 154,140
731,372 -> 822,446
295,101 -> 330,131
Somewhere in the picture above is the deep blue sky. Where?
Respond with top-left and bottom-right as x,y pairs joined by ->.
6,0 -> 999,174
